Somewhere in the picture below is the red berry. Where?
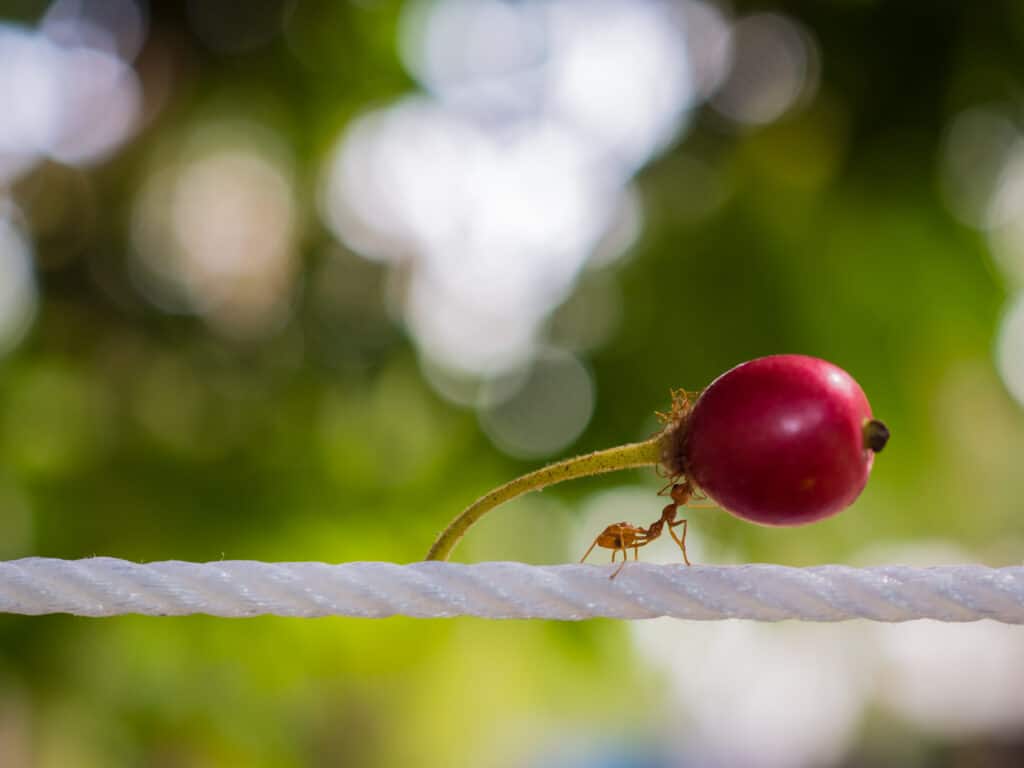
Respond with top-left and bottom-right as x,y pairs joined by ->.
672,355 -> 888,526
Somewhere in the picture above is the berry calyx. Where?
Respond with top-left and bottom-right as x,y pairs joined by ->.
863,419 -> 890,453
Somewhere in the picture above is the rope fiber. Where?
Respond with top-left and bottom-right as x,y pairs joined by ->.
1,559 -> 1023,621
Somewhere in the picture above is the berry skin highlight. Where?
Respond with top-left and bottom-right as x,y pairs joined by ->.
425,354 -> 889,562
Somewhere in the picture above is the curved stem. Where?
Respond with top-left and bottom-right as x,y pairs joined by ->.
425,434 -> 666,561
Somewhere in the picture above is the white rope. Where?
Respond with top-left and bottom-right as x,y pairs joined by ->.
1,558 -> 1023,621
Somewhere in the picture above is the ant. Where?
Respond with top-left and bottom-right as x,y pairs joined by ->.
580,481 -> 704,579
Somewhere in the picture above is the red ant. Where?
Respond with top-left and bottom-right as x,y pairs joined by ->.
580,481 -> 704,579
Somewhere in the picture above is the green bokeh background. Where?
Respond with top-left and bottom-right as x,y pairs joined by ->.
2,1 -> 1024,766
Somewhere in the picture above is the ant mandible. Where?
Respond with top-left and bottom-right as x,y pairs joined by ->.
580,481 -> 697,579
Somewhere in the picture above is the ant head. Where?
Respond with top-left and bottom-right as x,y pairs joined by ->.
670,482 -> 692,505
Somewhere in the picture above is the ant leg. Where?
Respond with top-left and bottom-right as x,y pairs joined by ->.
666,519 -> 691,566
580,537 -> 601,564
633,546 -> 639,561
688,484 -> 714,504
610,544 -> 630,579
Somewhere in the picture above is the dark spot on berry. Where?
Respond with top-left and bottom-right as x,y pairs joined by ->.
863,419 -> 890,453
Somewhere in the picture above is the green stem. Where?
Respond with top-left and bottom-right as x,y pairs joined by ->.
425,433 -> 666,561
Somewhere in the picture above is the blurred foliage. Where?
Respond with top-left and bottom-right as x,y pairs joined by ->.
2,1 -> 1024,766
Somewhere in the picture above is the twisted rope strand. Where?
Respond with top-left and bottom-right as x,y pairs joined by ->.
1,559 -> 1023,621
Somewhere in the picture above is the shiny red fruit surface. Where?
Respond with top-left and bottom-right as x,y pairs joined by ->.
680,355 -> 885,526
